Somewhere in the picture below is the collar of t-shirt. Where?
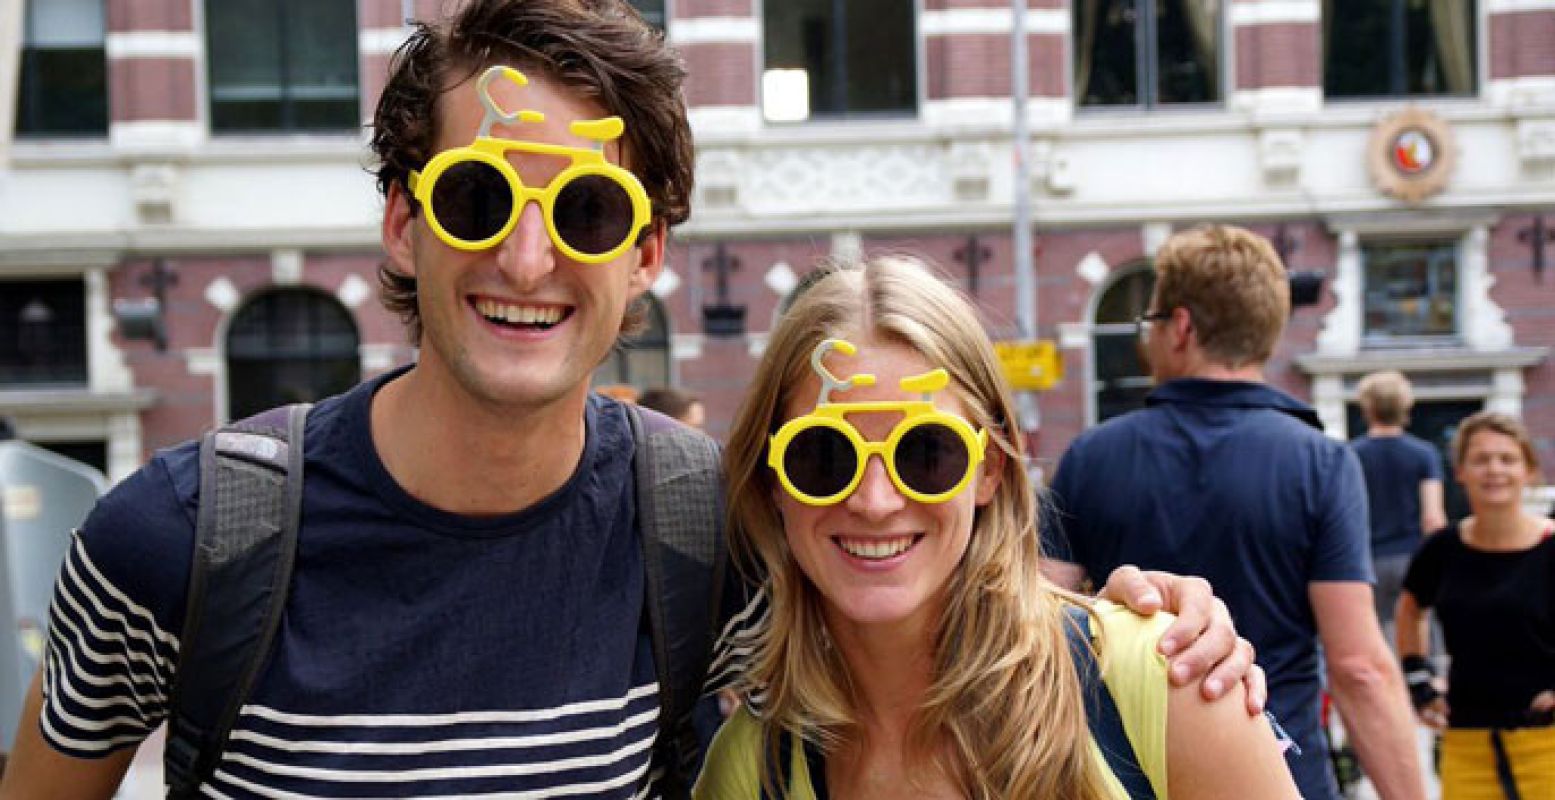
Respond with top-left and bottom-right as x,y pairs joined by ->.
1146,378 -> 1324,432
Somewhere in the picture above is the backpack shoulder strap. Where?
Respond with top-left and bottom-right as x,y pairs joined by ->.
627,403 -> 727,796
164,403 -> 310,799
1064,605 -> 1158,800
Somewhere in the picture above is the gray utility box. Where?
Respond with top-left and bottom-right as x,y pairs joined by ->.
0,441 -> 107,750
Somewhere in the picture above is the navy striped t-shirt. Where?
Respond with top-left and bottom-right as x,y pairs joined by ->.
43,371 -> 682,798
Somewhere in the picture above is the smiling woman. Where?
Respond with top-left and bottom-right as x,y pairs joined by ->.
699,256 -> 1300,799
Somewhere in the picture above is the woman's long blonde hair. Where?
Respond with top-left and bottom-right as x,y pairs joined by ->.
723,256 -> 1111,798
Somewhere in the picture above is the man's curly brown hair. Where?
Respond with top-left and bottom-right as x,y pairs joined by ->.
370,0 -> 693,343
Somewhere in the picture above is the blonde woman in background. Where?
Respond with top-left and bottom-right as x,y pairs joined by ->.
695,257 -> 1298,799
1396,411 -> 1555,799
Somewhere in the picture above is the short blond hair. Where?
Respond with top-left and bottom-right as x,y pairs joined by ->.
1153,225 -> 1289,368
1452,411 -> 1541,475
1357,370 -> 1414,426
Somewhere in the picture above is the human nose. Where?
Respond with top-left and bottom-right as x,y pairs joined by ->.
493,200 -> 554,288
844,450 -> 906,519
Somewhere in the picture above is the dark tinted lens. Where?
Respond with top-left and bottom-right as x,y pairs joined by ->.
894,423 -> 970,496
782,426 -> 857,500
432,160 -> 512,242
553,174 -> 634,256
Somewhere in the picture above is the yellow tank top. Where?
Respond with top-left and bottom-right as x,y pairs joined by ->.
693,601 -> 1172,799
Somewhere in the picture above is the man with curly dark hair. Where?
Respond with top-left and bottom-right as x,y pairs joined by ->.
3,3 -> 1261,798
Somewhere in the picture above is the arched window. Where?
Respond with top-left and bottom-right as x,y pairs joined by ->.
1092,265 -> 1156,424
226,289 -> 360,420
593,295 -> 671,389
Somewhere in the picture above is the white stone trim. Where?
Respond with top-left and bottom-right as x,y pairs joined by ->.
360,343 -> 398,373
105,30 -> 199,59
359,27 -> 410,57
688,105 -> 763,136
1458,226 -> 1515,350
1485,76 -> 1555,109
110,120 -> 205,150
1485,0 -> 1555,12
672,333 -> 704,361
85,267 -> 133,394
919,8 -> 1069,36
1227,0 -> 1321,26
271,249 -> 303,285
1316,230 -> 1362,355
1229,87 -> 1323,114
668,17 -> 758,45
921,97 -> 1072,129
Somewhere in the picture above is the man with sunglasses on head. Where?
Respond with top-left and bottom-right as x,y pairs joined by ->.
3,3 -> 1265,798
1043,225 -> 1428,800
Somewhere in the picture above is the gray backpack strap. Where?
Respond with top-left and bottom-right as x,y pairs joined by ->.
165,403 -> 310,799
627,404 -> 725,798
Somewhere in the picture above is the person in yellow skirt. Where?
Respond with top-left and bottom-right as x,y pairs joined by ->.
696,256 -> 1300,799
1396,411 -> 1555,800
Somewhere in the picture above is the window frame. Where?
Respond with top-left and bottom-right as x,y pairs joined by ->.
14,0 -> 108,138
1087,262 -> 1158,426
1321,0 -> 1480,102
760,0 -> 920,123
203,0 -> 362,135
1358,238 -> 1463,347
593,295 -> 673,389
222,287 -> 362,421
0,278 -> 90,388
1072,0 -> 1227,112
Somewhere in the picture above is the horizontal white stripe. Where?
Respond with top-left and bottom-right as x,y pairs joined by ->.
55,560 -> 173,685
359,27 -> 409,57
242,682 -> 658,728
105,30 -> 199,59
1487,0 -> 1555,12
920,8 -> 1069,36
41,650 -> 154,740
212,756 -> 652,800
67,537 -> 181,652
1228,0 -> 1320,26
227,707 -> 658,756
668,16 -> 759,45
46,610 -> 167,708
223,730 -> 654,783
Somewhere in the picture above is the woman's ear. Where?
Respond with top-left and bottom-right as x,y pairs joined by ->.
974,445 -> 1005,506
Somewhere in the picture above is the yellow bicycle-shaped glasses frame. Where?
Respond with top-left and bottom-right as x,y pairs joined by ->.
406,65 -> 653,263
768,339 -> 990,506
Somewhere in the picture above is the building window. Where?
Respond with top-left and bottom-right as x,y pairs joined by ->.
0,280 -> 88,386
1092,265 -> 1156,423
1074,0 -> 1222,108
1362,242 -> 1457,341
1324,0 -> 1476,98
226,289 -> 360,420
206,0 -> 360,133
762,0 -> 916,122
629,0 -> 664,29
15,0 -> 107,137
594,297 -> 671,389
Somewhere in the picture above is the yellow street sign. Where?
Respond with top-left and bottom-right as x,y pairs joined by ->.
994,339 -> 1063,391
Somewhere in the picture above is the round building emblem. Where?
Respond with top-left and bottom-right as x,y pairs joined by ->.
1369,107 -> 1456,204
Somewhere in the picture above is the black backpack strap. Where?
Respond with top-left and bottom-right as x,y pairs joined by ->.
164,403 -> 310,799
627,404 -> 726,797
1065,605 -> 1158,799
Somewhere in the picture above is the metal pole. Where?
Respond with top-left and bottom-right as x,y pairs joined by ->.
1011,0 -> 1041,437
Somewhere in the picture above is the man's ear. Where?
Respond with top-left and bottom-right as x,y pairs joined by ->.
382,182 -> 419,279
628,221 -> 668,295
1168,306 -> 1195,352
974,444 -> 1005,506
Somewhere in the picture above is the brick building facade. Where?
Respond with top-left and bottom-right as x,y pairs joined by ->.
1,0 -> 1552,516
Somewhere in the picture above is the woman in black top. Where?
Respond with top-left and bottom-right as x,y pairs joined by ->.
1396,411 -> 1555,799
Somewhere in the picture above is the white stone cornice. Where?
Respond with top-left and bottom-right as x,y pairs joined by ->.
1485,0 -> 1555,12
1486,76 -> 1555,110
668,17 -> 759,45
110,120 -> 206,150
105,30 -> 199,59
1228,0 -> 1321,26
920,8 -> 1069,36
360,27 -> 410,57
689,105 -> 763,136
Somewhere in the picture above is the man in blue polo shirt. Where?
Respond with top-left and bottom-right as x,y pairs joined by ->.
1044,225 -> 1426,800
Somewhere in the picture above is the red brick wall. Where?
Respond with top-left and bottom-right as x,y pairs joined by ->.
109,59 -> 197,122
106,0 -> 193,32
681,43 -> 757,107
1235,22 -> 1321,90
1490,10 -> 1555,80
675,0 -> 753,18
927,33 -> 1068,99
1490,216 -> 1555,472
113,253 -> 410,454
